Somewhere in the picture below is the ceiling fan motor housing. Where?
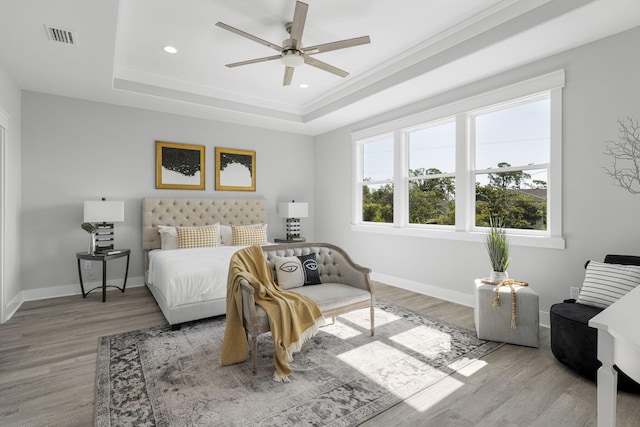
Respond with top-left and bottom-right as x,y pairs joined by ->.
281,49 -> 305,67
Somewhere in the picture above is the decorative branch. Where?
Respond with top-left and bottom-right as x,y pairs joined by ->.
603,117 -> 640,194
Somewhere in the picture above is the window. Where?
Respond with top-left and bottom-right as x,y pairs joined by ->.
361,135 -> 394,223
353,71 -> 564,248
473,96 -> 550,230
408,120 -> 456,226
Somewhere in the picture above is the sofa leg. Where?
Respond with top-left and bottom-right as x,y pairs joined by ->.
370,305 -> 375,336
251,335 -> 258,374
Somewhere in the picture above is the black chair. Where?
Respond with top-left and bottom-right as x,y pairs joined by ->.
549,254 -> 640,394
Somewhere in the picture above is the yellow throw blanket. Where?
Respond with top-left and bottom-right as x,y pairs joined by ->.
220,245 -> 324,382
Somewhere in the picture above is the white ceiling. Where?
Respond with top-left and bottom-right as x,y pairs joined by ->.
1,0 -> 639,135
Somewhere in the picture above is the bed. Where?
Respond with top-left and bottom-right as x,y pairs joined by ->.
142,198 -> 267,326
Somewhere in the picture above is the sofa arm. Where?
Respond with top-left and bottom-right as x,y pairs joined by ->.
321,246 -> 373,293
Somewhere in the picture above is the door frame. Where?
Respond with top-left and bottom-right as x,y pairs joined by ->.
0,108 -> 8,323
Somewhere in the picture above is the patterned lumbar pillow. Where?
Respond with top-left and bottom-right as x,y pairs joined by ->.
576,260 -> 640,309
231,224 -> 268,246
274,256 -> 304,289
176,224 -> 219,249
298,253 -> 322,285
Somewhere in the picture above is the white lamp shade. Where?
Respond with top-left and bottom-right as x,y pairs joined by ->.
279,202 -> 308,218
84,200 -> 124,223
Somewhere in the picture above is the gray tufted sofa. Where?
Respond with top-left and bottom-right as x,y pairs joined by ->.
240,242 -> 375,373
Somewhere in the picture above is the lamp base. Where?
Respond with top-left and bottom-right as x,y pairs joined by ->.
285,217 -> 302,240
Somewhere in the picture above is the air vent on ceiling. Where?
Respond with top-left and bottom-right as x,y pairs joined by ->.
44,25 -> 76,45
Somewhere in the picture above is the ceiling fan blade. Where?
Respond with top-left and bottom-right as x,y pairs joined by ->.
283,66 -> 295,86
225,55 -> 281,68
303,35 -> 371,55
215,22 -> 282,52
303,56 -> 349,78
288,1 -> 308,49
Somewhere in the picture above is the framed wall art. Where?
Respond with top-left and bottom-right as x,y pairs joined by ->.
215,147 -> 256,191
156,141 -> 205,190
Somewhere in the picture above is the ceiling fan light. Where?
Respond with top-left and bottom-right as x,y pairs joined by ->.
281,50 -> 304,67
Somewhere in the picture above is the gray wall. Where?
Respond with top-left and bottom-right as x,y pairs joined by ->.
314,26 -> 640,322
21,92 -> 314,294
0,62 -> 22,319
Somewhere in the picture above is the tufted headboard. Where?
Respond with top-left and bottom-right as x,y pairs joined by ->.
142,198 -> 267,251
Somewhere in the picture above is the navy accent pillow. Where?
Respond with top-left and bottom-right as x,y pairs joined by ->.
298,253 -> 322,285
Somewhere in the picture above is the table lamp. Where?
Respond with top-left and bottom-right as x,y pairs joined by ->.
83,198 -> 124,254
278,201 -> 308,241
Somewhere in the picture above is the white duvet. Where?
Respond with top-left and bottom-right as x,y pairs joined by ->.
147,245 -> 246,307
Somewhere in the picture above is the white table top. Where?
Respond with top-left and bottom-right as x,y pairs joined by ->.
589,284 -> 640,382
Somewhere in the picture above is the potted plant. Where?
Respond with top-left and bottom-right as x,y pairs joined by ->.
485,217 -> 510,283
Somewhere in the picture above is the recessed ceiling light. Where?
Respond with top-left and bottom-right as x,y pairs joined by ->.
299,83 -> 309,89
163,45 -> 177,54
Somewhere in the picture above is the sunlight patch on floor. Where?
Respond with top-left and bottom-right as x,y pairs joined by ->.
389,325 -> 452,356
456,359 -> 487,377
322,310 -> 402,339
337,340 -> 426,382
408,375 -> 466,412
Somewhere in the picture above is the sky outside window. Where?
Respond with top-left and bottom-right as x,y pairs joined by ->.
363,137 -> 394,181
475,98 -> 550,170
409,121 -> 456,174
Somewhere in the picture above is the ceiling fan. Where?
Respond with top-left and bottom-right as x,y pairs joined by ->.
215,1 -> 371,86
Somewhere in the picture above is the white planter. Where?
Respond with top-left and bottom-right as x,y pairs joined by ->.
489,270 -> 508,283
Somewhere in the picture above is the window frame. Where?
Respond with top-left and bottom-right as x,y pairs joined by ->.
352,71 -> 565,249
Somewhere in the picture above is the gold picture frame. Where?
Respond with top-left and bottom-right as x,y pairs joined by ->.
215,147 -> 256,191
156,141 -> 205,190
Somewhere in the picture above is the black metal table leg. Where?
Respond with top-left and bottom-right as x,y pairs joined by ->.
121,253 -> 130,293
102,259 -> 107,303
77,258 -> 87,297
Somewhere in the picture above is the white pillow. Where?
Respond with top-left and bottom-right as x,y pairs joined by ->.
157,225 -> 178,250
274,256 -> 304,289
576,261 -> 640,309
220,225 -> 232,246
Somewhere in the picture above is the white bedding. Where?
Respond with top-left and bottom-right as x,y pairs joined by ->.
147,246 -> 246,307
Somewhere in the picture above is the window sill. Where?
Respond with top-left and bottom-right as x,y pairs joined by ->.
350,223 -> 565,249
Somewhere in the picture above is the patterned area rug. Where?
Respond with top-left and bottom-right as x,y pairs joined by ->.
95,302 -> 502,426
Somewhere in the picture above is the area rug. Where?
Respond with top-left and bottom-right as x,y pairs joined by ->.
95,302 -> 502,426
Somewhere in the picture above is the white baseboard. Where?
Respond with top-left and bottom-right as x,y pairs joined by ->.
539,311 -> 550,328
371,272 -> 549,329
2,276 -> 145,322
5,292 -> 23,322
371,272 -> 475,307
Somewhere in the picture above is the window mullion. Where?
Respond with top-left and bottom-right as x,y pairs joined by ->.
352,141 -> 363,224
394,130 -> 407,228
455,113 -> 469,232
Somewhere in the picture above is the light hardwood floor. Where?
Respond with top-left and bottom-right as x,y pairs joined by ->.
1,283 -> 638,426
